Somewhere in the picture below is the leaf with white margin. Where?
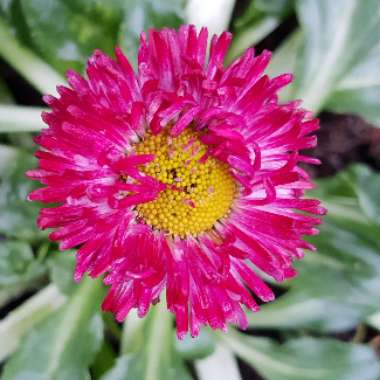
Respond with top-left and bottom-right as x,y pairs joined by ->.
291,0 -> 380,126
248,165 -> 380,332
101,302 -> 192,380
219,330 -> 380,380
1,278 -> 103,380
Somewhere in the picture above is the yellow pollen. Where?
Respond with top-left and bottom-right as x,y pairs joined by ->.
134,129 -> 236,237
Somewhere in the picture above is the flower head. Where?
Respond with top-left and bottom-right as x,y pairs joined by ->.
28,25 -> 325,338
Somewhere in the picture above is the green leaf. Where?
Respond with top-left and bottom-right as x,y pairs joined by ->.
0,145 -> 44,241
195,344 -> 242,380
220,331 -> 380,380
0,77 -> 13,104
0,17 -> 64,95
174,329 -> 215,360
0,240 -> 44,288
266,31 -> 301,101
0,0 -> 34,47
234,0 -> 293,30
0,240 -> 47,309
120,310 -> 146,354
249,165 -> 380,332
48,251 -> 77,295
101,301 -> 191,380
367,311 -> 380,331
186,0 -> 235,39
228,0 -> 294,63
253,0 -> 293,16
19,0 -> 118,73
0,105 -> 45,133
0,0 -> 12,15
345,165 -> 380,224
100,356 -> 132,380
227,17 -> 280,63
290,0 -> 380,125
63,0 -> 123,27
101,356 -> 192,380
1,278 -> 104,380
118,0 -> 185,68
0,284 -> 66,361
91,342 -> 117,379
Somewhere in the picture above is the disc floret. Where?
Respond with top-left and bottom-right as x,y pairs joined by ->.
135,129 -> 236,237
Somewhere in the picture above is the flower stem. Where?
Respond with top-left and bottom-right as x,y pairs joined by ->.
0,104 -> 46,133
0,18 -> 64,95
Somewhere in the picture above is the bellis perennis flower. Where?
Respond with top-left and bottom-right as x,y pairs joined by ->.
27,25 -> 326,338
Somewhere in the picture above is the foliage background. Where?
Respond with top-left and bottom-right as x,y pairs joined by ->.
0,0 -> 380,379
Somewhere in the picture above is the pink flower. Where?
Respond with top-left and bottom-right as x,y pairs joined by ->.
27,25 -> 326,338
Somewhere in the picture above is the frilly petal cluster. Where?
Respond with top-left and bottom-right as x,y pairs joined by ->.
28,25 -> 325,338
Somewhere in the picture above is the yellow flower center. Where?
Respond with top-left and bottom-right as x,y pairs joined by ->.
134,129 -> 236,237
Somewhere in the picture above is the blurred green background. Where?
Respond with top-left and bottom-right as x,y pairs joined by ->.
0,0 -> 380,379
